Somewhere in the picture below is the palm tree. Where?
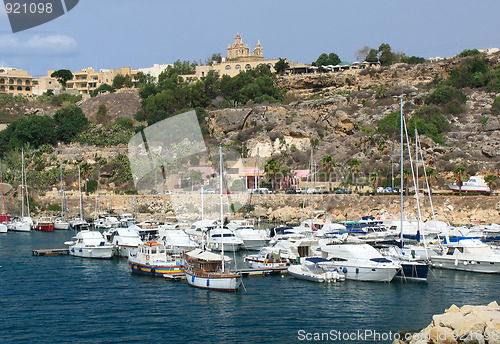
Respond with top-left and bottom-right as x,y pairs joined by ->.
348,159 -> 362,194
264,158 -> 280,191
370,170 -> 380,194
425,167 -> 438,194
321,155 -> 336,192
453,166 -> 467,196
485,175 -> 497,195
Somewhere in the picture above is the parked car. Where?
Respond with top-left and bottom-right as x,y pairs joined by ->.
254,188 -> 270,194
333,188 -> 351,194
203,189 -> 215,194
315,186 -> 329,194
285,188 -> 297,194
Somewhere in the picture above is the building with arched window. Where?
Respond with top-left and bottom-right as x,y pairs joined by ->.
0,67 -> 34,96
194,34 -> 304,79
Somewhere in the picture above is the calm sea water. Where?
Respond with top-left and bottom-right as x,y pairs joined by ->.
0,231 -> 498,344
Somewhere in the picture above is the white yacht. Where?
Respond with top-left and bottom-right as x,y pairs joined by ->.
288,257 -> 345,283
430,239 -> 500,273
448,175 -> 491,193
103,226 -> 143,258
233,225 -> 270,250
53,218 -> 70,230
65,230 -> 114,259
8,217 -> 32,232
93,216 -> 120,230
319,243 -> 400,282
158,229 -> 198,254
206,227 -> 243,252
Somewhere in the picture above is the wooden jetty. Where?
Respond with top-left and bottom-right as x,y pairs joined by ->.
32,248 -> 69,256
236,266 -> 289,277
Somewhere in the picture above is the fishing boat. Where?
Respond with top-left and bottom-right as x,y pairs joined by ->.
430,239 -> 500,273
65,230 -> 114,259
35,217 -> 54,232
183,145 -> 242,292
184,248 -> 241,291
244,246 -> 289,269
128,241 -> 184,277
288,257 -> 345,283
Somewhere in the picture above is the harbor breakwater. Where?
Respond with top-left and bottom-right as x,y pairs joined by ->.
392,301 -> 500,344
27,194 -> 500,225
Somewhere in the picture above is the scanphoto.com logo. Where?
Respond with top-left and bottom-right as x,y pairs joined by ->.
4,0 -> 79,33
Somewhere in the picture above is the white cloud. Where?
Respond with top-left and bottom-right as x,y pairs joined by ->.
0,34 -> 78,55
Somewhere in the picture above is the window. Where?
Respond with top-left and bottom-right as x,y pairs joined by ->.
17,79 -> 22,85
235,65 -> 241,70
0,79 -> 4,84
0,86 -> 4,92
25,87 -> 30,91
245,64 -> 251,70
25,80 -> 30,85
17,86 -> 22,91
225,65 -> 231,70
9,86 -> 14,90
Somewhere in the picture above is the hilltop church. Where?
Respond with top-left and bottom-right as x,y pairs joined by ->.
195,33 -> 297,78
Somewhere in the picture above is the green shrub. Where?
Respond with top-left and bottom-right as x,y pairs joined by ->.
47,204 -> 62,212
459,49 -> 480,57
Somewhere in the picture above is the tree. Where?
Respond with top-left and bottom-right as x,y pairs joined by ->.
206,53 -> 222,65
425,167 -> 438,194
370,170 -> 380,194
484,175 -> 497,194
355,46 -> 371,62
453,166 -> 467,196
378,43 -> 394,66
0,115 -> 57,153
112,74 -> 133,89
264,158 -> 281,190
313,52 -> 341,67
274,58 -> 289,75
96,104 -> 110,124
348,159 -> 362,193
50,69 -> 73,87
320,155 -> 336,191
91,83 -> 115,97
365,48 -> 379,63
53,105 -> 89,143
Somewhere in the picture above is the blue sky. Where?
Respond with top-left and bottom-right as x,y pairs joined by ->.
1,0 -> 499,76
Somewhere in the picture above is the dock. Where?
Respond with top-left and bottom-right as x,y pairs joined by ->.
237,266 -> 289,277
32,249 -> 69,256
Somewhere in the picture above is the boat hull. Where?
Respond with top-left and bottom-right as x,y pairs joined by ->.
185,271 -> 241,291
36,224 -> 54,232
431,257 -> 500,273
395,262 -> 429,281
129,261 -> 184,277
245,256 -> 288,269
241,239 -> 270,251
69,246 -> 114,259
0,224 -> 7,233
287,265 -> 325,282
53,222 -> 70,230
331,264 -> 399,282
207,242 -> 242,252
9,223 -> 31,232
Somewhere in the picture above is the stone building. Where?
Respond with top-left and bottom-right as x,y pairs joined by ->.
0,67 -> 34,96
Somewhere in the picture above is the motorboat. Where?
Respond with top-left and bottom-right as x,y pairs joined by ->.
233,225 -> 270,250
0,223 -> 7,233
288,257 -> 345,283
448,175 -> 491,193
69,216 -> 89,231
93,216 -> 120,230
65,230 -> 114,259
183,248 -> 242,291
8,216 -> 32,232
244,246 -> 289,269
103,225 -> 144,258
158,229 -> 198,254
128,241 -> 184,277
319,243 -> 401,282
430,239 -> 500,273
206,227 -> 243,252
35,217 -> 54,232
53,217 -> 70,230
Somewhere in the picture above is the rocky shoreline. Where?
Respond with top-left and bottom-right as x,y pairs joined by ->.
393,301 -> 500,344
12,194 -> 500,225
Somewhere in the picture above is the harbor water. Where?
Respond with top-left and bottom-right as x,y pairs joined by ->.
1,230 -> 498,343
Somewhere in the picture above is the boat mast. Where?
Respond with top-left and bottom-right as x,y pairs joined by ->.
0,158 -> 6,215
94,167 -> 100,221
21,149 -> 25,217
400,97 -> 404,246
78,166 -> 83,220
257,147 -> 260,229
60,165 -> 64,219
219,144 -> 225,272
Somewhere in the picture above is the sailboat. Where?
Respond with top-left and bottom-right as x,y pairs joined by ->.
0,157 -> 7,232
54,165 -> 70,230
183,145 -> 242,291
69,166 -> 89,230
389,97 -> 429,281
9,149 -> 33,232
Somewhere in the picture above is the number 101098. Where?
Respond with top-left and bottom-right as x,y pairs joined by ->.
5,2 -> 54,14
